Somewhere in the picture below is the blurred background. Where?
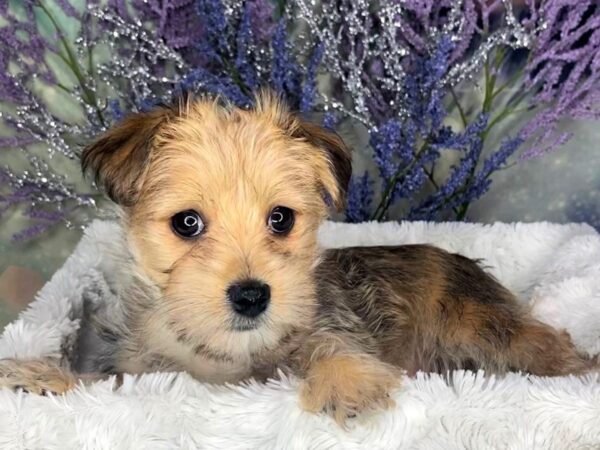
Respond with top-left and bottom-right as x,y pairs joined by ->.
1,0 -> 599,327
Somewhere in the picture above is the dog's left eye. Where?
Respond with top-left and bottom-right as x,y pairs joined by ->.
268,206 -> 295,235
171,210 -> 204,238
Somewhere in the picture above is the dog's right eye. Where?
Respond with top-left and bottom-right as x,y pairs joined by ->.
171,210 -> 204,239
268,206 -> 295,235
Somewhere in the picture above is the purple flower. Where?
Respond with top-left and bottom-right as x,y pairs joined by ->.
346,171 -> 374,223
0,20 -> 57,102
479,136 -> 524,180
370,119 -> 404,182
404,35 -> 454,134
410,114 -> 490,219
180,67 -> 251,106
11,223 -> 54,243
369,35 -> 456,218
234,3 -> 260,91
395,0 -> 481,64
23,207 -> 68,223
246,0 -> 276,42
446,136 -> 524,215
300,42 -> 324,113
322,112 -> 338,130
133,0 -> 207,67
521,0 -> 600,158
196,0 -> 229,60
108,99 -> 125,122
270,19 -> 302,108
0,163 -> 89,242
2,0 -> 600,242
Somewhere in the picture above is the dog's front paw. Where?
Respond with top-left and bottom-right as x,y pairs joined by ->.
0,358 -> 76,395
299,354 -> 401,425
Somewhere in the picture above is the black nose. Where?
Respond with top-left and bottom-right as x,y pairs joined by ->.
227,280 -> 270,318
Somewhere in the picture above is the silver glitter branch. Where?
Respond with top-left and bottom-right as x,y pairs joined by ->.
2,155 -> 95,209
292,0 -> 543,126
1,3 -> 193,241
0,0 -> 575,239
87,5 -> 189,111
293,0 -> 389,127
0,79 -> 82,160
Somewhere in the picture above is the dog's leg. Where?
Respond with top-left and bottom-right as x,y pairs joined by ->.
435,299 -> 594,376
0,358 -> 76,395
0,358 -> 116,395
296,333 -> 401,425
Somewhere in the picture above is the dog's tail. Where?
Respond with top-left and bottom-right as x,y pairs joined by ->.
507,319 -> 598,376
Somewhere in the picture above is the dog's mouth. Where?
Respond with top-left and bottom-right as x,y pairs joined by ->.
230,316 -> 262,332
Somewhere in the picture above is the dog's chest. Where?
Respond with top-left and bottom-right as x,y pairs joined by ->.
184,353 -> 251,383
170,340 -> 253,384
131,322 -> 252,383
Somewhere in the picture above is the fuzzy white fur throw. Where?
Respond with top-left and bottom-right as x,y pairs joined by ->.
1,220 -> 600,450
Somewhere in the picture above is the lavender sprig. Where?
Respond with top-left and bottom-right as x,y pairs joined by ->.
1,0 -> 600,242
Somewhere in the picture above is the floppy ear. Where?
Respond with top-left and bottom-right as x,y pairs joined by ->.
81,106 -> 175,206
290,120 -> 352,211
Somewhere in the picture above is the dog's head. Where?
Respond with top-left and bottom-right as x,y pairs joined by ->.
82,92 -> 351,355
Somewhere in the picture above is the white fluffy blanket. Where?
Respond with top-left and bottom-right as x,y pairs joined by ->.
1,220 -> 600,450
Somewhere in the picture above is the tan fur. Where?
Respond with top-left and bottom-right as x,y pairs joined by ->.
115,93 -> 338,380
0,92 -> 594,425
0,359 -> 75,395
300,354 -> 400,425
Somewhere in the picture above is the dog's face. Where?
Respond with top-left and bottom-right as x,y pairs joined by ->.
82,93 -> 351,355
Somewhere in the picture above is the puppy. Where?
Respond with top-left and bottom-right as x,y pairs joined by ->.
0,93 -> 594,424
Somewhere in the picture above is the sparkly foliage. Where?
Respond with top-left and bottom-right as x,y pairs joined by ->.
1,0 -> 599,240
520,0 -> 600,159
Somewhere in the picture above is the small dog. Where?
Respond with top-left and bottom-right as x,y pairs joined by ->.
0,92 -> 594,424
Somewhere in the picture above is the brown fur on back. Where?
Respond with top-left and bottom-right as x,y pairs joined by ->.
311,245 -> 593,378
